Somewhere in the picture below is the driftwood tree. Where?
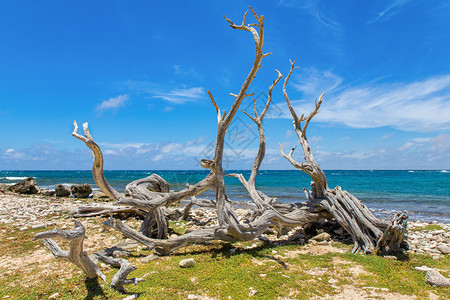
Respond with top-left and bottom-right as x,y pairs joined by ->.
279,60 -> 408,254
37,7 -> 408,289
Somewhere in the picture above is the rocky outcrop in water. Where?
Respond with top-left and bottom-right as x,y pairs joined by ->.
71,184 -> 92,198
55,184 -> 71,197
8,177 -> 38,194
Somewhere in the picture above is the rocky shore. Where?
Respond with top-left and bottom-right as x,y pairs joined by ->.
0,190 -> 448,259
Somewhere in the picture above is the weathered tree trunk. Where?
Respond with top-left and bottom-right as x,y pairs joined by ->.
280,60 -> 408,254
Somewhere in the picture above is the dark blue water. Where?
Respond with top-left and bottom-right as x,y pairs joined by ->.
1,170 -> 449,223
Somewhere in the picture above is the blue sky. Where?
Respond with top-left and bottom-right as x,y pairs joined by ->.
1,0 -> 449,170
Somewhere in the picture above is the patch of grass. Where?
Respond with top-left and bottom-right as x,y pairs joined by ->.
343,252 -> 450,299
0,224 -> 48,256
169,220 -> 189,235
1,227 -> 449,300
410,224 -> 444,231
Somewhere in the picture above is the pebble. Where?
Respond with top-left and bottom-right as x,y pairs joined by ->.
31,223 -> 46,229
122,294 -> 138,300
179,258 -> 195,268
311,232 -> 331,242
248,287 -> 257,297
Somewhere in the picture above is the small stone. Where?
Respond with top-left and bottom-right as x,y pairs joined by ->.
328,278 -> 338,284
248,288 -> 257,297
19,226 -> 28,231
431,230 -> 445,235
437,244 -> 450,255
425,270 -> 450,287
122,294 -> 138,300
311,232 -> 331,242
112,250 -> 130,258
31,223 -> 46,229
187,295 -> 198,300
142,254 -> 160,263
179,258 -> 195,268
92,191 -> 109,200
48,292 -> 60,299
229,248 -> 236,253
39,188 -> 55,196
383,255 -> 397,260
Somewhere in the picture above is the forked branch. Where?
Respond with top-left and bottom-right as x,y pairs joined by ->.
34,220 -> 106,281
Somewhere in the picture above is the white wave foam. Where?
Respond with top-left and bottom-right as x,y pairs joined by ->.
408,170 -> 414,173
3,177 -> 28,180
441,170 -> 449,173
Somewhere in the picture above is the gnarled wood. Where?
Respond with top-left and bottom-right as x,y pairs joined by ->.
34,220 -> 106,281
280,60 -> 407,254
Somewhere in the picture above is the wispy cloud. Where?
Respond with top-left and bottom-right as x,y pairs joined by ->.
278,0 -> 340,27
308,133 -> 450,169
369,0 -> 413,24
285,73 -> 450,132
96,94 -> 129,112
153,87 -> 205,104
119,80 -> 206,105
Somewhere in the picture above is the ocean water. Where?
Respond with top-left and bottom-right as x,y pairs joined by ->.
1,170 -> 449,223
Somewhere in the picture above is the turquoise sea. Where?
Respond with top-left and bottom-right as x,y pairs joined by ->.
1,170 -> 449,223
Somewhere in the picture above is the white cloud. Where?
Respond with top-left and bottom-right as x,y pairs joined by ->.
381,133 -> 395,140
284,74 -> 450,132
96,94 -> 129,112
153,87 -> 205,104
278,0 -> 340,27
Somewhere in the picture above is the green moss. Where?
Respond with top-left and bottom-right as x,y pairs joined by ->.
410,224 -> 444,231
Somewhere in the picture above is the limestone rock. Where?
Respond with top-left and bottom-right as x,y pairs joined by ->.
71,184 -> 92,198
112,250 -> 131,258
311,232 -> 331,242
92,191 -> 109,200
55,184 -> 71,197
8,177 -> 38,194
437,244 -> 450,255
39,188 -> 55,196
179,258 -> 195,268
425,270 -> 450,287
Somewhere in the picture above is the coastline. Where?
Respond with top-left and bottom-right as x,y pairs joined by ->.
0,191 -> 449,299
1,191 -> 449,257
1,169 -> 449,224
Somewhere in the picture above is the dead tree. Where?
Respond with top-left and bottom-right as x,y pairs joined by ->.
279,60 -> 408,254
